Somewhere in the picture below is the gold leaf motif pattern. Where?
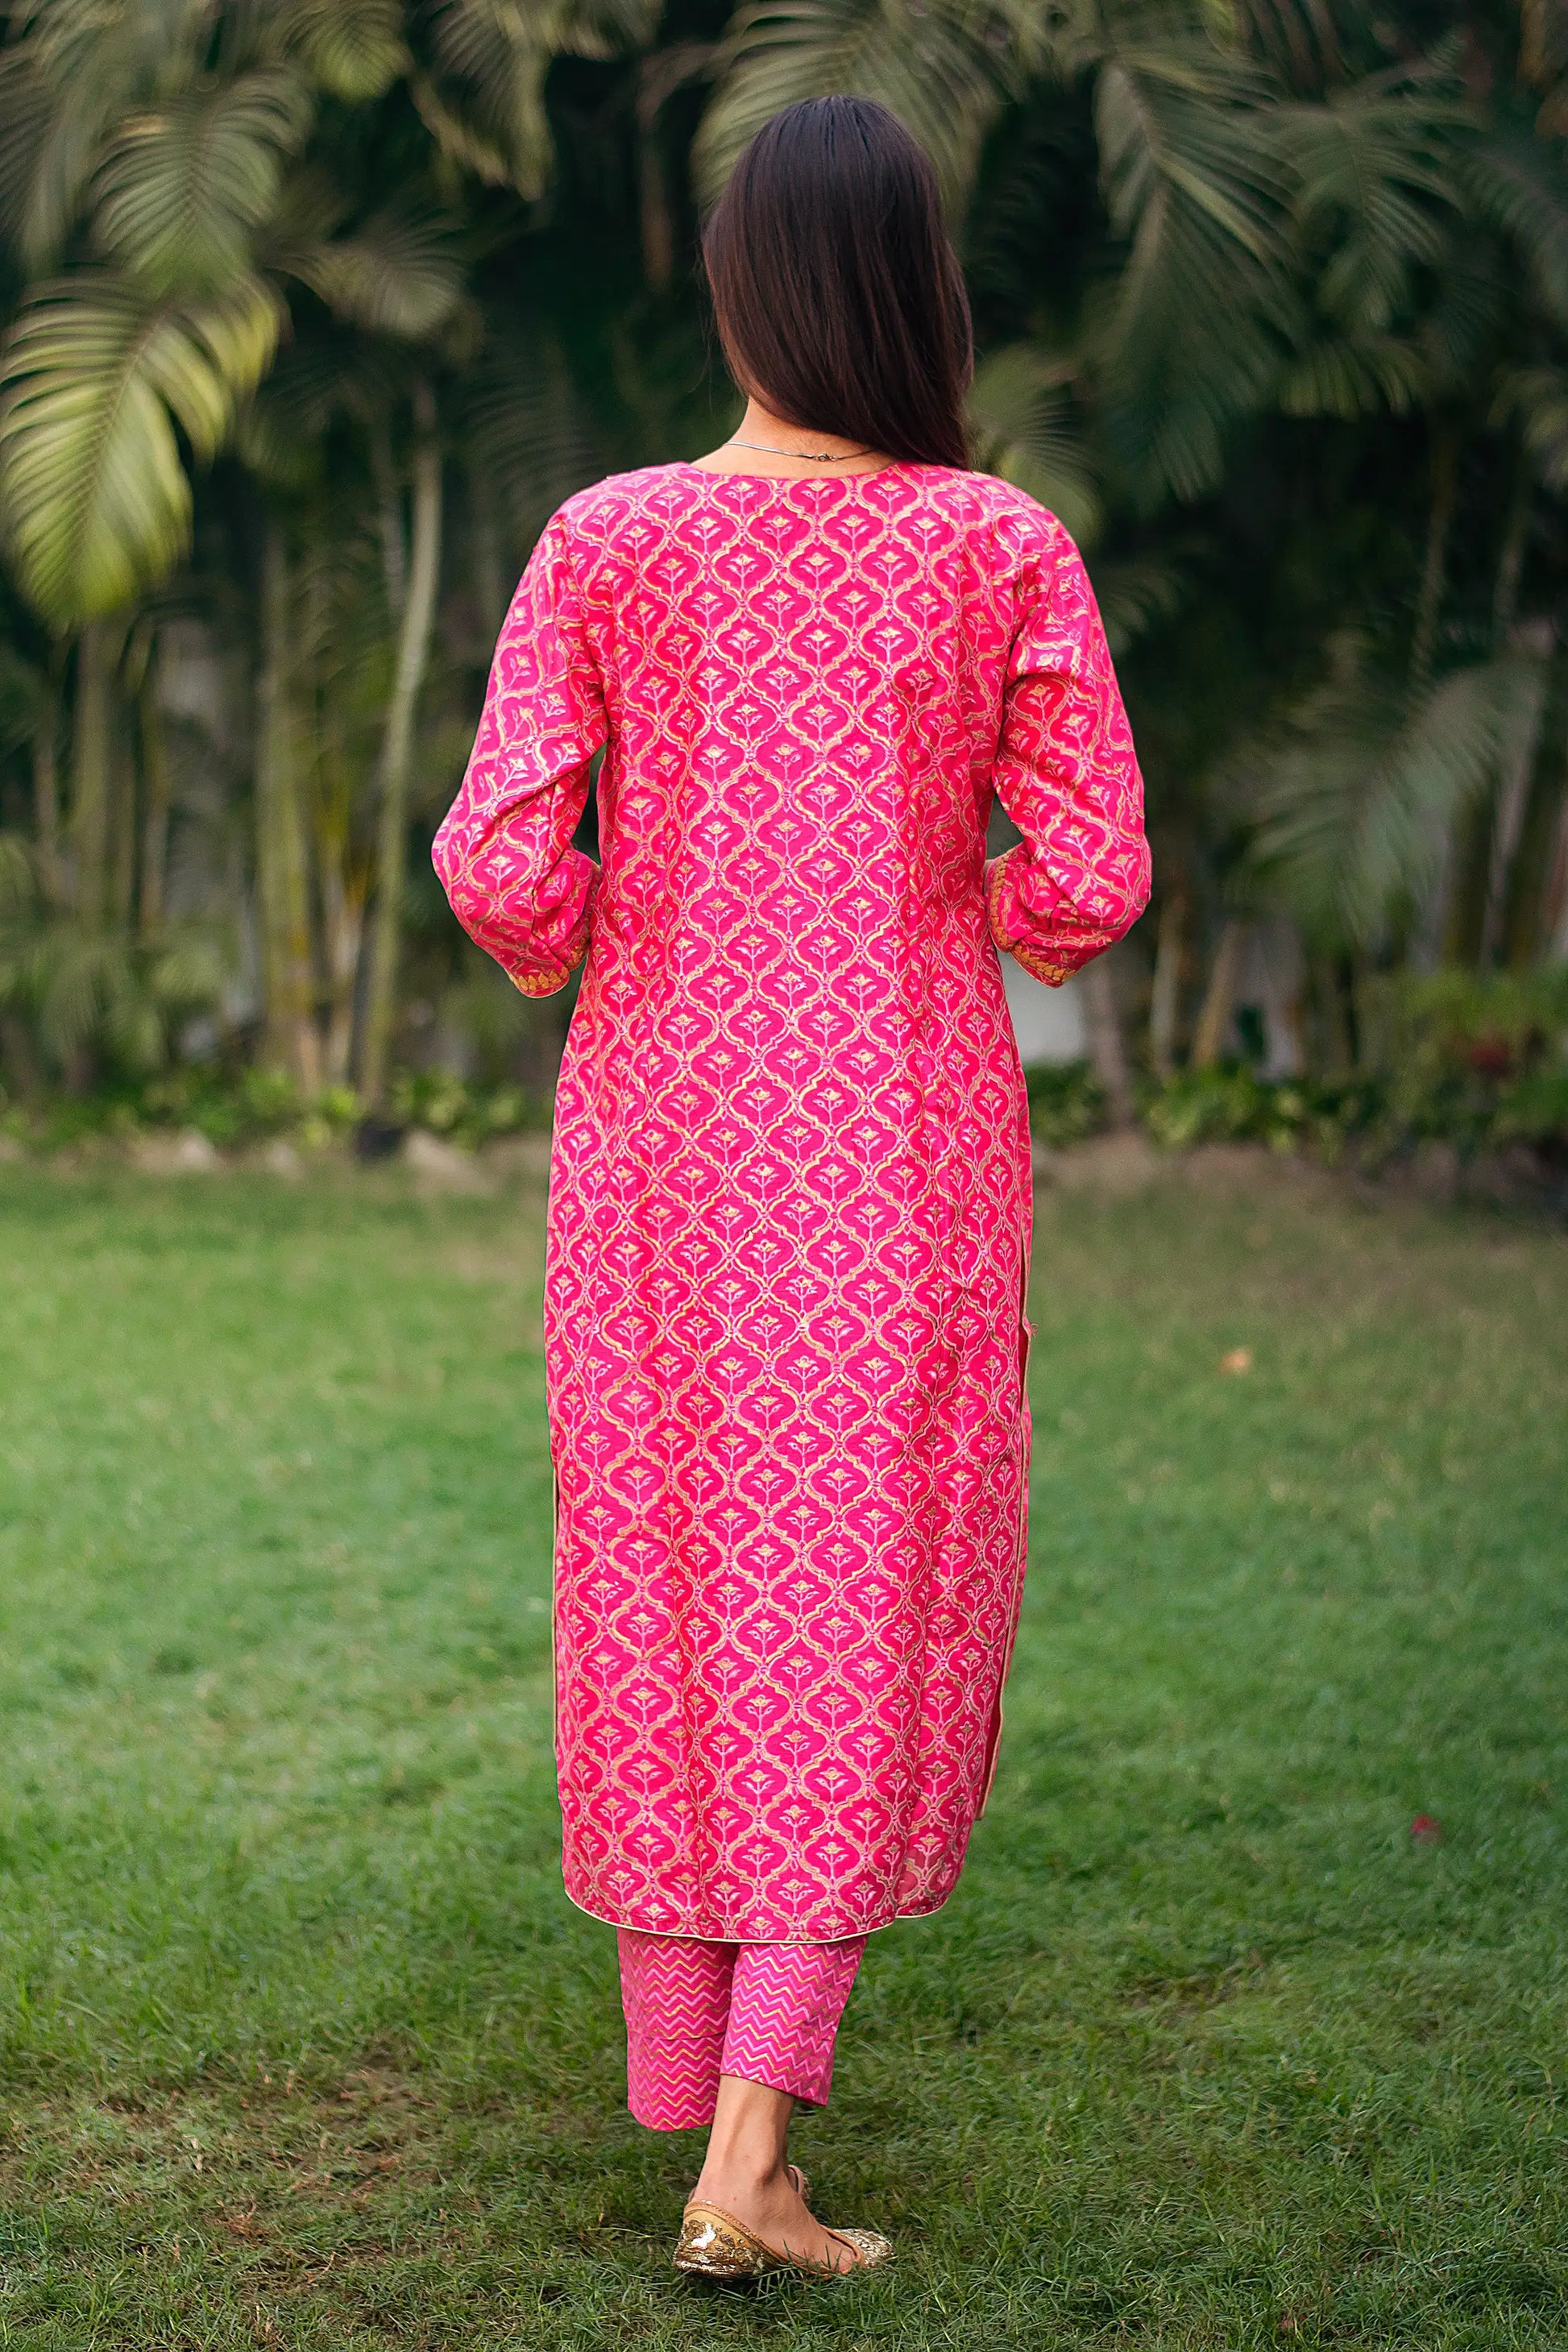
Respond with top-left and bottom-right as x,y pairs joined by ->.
433,463 -> 1149,1943
617,1927 -> 865,2126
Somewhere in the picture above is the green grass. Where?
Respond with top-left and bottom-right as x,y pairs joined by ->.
1,1159 -> 1565,2350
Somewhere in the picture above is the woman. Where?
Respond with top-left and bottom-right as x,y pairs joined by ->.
434,95 -> 1149,2279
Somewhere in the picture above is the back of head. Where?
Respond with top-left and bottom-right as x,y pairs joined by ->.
702,97 -> 973,470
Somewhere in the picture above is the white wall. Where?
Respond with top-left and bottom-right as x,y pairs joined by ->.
1002,957 -> 1088,1065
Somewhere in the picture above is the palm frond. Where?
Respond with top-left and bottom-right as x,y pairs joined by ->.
1,0 -> 213,268
239,334 -> 404,487
1493,363 -> 1568,493
423,0 -> 660,201
463,322 -> 605,544
91,70 -> 315,296
292,510 -> 394,683
284,206 -> 467,340
145,928 -> 228,1010
6,0 -> 209,92
694,0 -> 1035,209
276,0 -> 409,101
0,830 -> 35,917
1277,329 -> 1429,416
1460,118 -> 1568,330
550,0 -> 666,60
1099,40 -> 1284,258
409,73 -> 515,189
1520,0 -> 1568,98
0,272 -> 282,624
0,46 -> 59,259
1226,0 -> 1343,93
7,911 -> 228,1070
0,645 -> 52,751
1276,68 -> 1463,332
1087,553 -> 1188,656
968,343 -> 1101,546
1417,240 -> 1508,385
1092,36 -> 1300,503
1245,645 -> 1543,946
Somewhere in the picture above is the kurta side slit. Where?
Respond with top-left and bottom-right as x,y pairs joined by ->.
435,460 -> 1149,1950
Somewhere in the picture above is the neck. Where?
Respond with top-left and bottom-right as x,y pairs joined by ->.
681,398 -> 892,479
733,400 -> 869,462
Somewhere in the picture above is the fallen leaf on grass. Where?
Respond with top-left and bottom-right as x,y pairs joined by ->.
1410,1813 -> 1443,1844
1220,1347 -> 1253,1375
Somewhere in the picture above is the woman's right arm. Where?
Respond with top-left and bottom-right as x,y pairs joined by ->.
433,512 -> 606,998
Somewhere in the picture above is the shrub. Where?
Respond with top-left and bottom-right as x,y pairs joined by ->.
1365,969 -> 1568,1158
1024,1060 -> 1108,1145
391,1071 -> 550,1144
1141,1068 -> 1386,1159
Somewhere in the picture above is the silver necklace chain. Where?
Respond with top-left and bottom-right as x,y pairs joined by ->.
724,436 -> 874,463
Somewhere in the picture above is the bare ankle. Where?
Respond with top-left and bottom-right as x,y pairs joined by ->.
695,2076 -> 795,2200
697,2149 -> 785,2192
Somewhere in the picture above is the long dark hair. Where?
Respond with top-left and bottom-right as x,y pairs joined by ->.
702,97 -> 972,470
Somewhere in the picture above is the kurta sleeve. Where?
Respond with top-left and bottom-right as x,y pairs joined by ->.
433,512 -> 606,997
985,519 -> 1151,985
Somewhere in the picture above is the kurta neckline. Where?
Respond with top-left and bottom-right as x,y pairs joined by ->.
666,458 -> 929,492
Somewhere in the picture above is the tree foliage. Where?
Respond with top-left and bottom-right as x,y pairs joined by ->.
0,0 -> 1562,1105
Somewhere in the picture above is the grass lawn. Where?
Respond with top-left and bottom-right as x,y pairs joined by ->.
1,1159 -> 1565,2350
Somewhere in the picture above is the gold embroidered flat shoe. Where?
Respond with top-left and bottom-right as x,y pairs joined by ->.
673,2200 -> 892,2280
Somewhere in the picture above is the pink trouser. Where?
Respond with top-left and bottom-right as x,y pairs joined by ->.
616,1929 -> 867,2130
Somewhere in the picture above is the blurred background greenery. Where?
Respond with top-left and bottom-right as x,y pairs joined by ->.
0,0 -> 1564,1179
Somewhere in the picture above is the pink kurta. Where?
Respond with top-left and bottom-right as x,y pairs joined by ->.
434,462 -> 1149,1943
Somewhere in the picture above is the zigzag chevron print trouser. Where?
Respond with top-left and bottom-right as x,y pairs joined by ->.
616,1929 -> 868,2130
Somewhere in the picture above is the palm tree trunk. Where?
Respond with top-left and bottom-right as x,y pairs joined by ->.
1148,887 -> 1186,1081
471,468 -> 507,645
322,872 -> 366,1087
1500,646 -> 1568,969
317,708 -> 366,1089
1491,460 -> 1532,645
32,696 -> 61,909
137,649 -> 172,940
255,519 -> 321,1089
1083,948 -> 1135,1126
110,724 -> 136,927
372,417 -> 408,622
360,383 -> 443,1110
634,44 -> 709,292
1443,470 -> 1537,968
1191,919 -> 1247,1068
1305,954 -> 1355,1076
1410,425 -> 1458,694
71,620 -> 114,924
638,101 -> 674,291
1,1013 -> 41,1096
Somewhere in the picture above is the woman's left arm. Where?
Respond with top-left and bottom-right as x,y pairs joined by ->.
985,519 -> 1151,985
433,512 -> 606,998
